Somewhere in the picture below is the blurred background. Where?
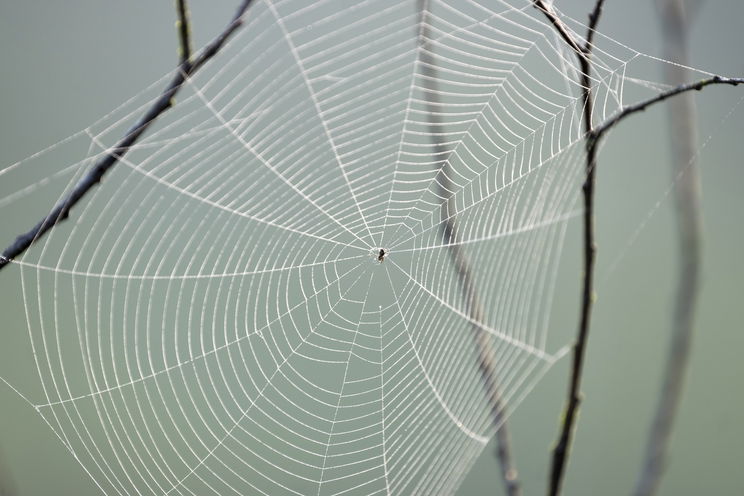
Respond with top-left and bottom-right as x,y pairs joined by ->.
0,1 -> 742,495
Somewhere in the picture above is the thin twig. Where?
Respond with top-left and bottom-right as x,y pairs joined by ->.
591,76 -> 743,143
533,2 -> 743,495
530,1 -> 604,495
176,0 -> 193,65
0,0 -> 255,271
417,2 -> 521,494
584,0 -> 606,52
635,2 -> 702,494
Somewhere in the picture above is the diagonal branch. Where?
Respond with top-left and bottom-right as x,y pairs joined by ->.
417,2 -> 521,495
531,1 -> 586,60
0,0 -> 255,271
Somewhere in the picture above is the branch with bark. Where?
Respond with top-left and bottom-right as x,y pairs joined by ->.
530,2 -> 606,495
531,1 -> 742,495
0,0 -> 256,271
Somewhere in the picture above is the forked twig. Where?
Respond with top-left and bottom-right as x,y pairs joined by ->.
531,1 -> 742,495
530,2 -> 605,495
417,2 -> 521,494
0,0 -> 255,271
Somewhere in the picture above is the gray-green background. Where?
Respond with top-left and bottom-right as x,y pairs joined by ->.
0,1 -> 742,495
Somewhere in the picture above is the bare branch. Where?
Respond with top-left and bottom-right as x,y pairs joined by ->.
532,1 -> 586,59
531,1 -> 606,495
585,0 -> 607,51
634,1 -> 704,494
176,0 -> 193,65
0,0 -> 256,271
533,2 -> 741,495
591,76 -> 743,144
418,2 -> 521,494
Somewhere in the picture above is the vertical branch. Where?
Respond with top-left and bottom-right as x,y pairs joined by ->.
416,2 -> 521,494
531,2 -> 604,495
533,3 -> 741,495
635,1 -> 702,494
527,2 -> 739,495
176,0 -> 193,65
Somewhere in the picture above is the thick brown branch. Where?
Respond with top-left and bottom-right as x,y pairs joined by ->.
0,0 -> 255,271
418,2 -> 521,495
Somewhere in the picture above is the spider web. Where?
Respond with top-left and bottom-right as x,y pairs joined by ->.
0,0 -> 714,495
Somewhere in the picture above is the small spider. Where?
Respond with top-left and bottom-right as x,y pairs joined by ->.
377,248 -> 386,262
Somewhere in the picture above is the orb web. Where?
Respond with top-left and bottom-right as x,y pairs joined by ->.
0,0 -> 696,494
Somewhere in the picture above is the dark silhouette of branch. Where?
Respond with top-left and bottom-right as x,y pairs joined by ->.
591,76 -> 743,143
531,1 -> 584,59
176,0 -> 193,66
530,2 -> 605,495
417,2 -> 521,494
635,2 -> 703,494
532,2 -> 742,495
0,0 -> 256,271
